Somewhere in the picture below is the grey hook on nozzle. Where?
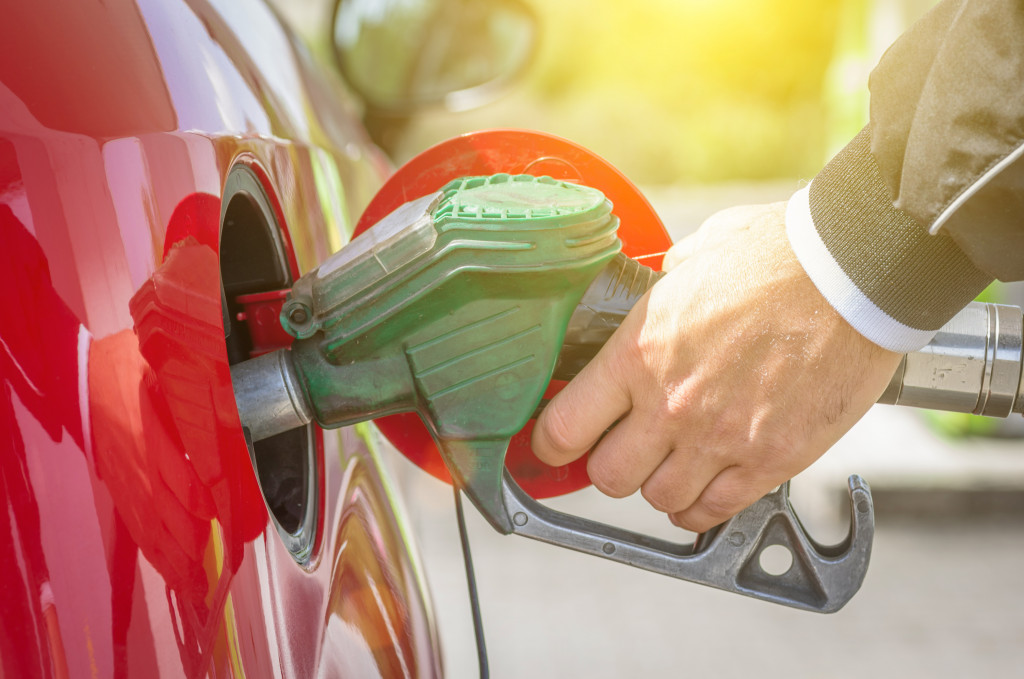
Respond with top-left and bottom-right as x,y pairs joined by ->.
501,471 -> 874,613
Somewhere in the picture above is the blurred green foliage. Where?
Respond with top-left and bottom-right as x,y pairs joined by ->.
397,0 -> 846,185
526,0 -> 842,183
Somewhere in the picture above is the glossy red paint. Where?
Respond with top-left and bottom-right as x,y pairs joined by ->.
1,0 -> 441,677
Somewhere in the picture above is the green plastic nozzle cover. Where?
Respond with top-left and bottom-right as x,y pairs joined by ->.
282,174 -> 622,532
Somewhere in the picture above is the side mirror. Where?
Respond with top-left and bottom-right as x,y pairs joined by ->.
332,0 -> 536,113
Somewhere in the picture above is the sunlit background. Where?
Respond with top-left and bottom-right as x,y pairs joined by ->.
383,0 -> 933,184
273,1 -> 1024,676
283,0 -> 934,184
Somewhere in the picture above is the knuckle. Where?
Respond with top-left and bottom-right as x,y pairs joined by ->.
616,335 -> 650,374
671,509 -> 715,534
643,389 -> 692,433
587,457 -> 636,499
657,392 -> 689,424
695,484 -> 750,523
640,481 -> 679,514
707,409 -> 748,446
676,518 -> 714,534
753,429 -> 800,471
696,493 -> 738,521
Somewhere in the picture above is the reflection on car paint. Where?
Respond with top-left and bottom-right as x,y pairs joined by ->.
0,0 -> 441,676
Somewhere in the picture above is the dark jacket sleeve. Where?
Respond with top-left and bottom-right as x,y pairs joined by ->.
790,0 -> 1024,350
869,0 -> 1024,282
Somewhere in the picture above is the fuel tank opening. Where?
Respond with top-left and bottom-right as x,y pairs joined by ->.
220,162 -> 319,563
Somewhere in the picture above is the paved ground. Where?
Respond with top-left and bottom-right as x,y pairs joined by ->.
381,183 -> 1024,677
385,408 -> 1024,679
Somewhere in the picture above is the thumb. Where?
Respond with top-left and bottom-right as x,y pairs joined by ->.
532,337 -> 633,466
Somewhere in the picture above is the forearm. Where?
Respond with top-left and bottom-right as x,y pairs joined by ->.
786,128 -> 992,353
788,0 -> 1024,352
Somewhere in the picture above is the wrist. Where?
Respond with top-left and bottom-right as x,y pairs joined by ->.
785,128 -> 992,353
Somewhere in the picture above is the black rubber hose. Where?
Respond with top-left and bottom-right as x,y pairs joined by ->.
554,253 -> 664,381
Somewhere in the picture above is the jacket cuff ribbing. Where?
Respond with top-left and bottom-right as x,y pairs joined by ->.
785,127 -> 992,353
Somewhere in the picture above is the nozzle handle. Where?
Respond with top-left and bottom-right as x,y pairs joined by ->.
502,470 -> 873,613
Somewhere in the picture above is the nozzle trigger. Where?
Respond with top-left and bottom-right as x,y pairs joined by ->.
499,472 -> 874,613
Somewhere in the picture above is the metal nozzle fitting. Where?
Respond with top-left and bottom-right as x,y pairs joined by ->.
230,349 -> 312,441
878,302 -> 1024,417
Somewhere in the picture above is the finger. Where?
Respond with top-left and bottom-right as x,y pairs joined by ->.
585,410 -> 674,498
532,347 -> 634,466
668,466 -> 773,534
639,444 -> 722,514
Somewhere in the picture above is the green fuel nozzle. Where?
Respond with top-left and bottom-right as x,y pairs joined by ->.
230,171 -> 879,613
232,174 -> 656,531
231,155 -> 1021,612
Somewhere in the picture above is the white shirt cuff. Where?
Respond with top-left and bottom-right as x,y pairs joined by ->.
785,184 -> 937,353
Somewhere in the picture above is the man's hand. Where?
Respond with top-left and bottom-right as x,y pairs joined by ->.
532,202 -> 902,533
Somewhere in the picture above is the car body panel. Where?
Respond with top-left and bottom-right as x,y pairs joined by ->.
0,0 -> 442,676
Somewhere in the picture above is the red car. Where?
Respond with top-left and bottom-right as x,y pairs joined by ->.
0,0 -> 533,675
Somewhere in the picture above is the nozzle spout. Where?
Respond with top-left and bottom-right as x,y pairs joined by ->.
230,349 -> 313,442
